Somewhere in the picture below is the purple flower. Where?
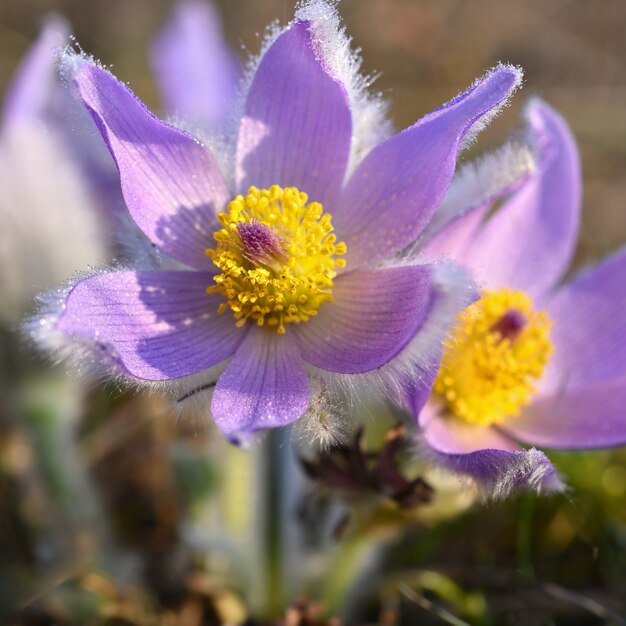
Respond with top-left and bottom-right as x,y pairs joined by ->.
412,98 -> 626,498
34,1 -> 521,443
151,0 -> 241,132
3,16 -> 124,220
0,18 -> 107,324
2,17 -> 67,130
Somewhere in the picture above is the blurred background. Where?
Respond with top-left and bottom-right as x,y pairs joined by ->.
2,0 -> 626,258
1,1 -> 625,624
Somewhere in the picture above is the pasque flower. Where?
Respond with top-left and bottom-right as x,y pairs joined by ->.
33,1 -> 522,443
412,99 -> 626,497
151,0 -> 240,132
0,18 -> 107,325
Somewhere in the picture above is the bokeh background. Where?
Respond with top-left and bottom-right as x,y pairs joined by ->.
1,1 -> 626,624
2,0 -> 626,260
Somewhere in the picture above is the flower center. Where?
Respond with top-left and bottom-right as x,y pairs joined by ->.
206,185 -> 347,334
433,289 -> 553,426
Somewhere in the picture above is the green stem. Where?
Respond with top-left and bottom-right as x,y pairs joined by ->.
263,429 -> 287,617
322,529 -> 382,617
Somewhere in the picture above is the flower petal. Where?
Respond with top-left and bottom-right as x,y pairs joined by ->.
402,359 -> 442,421
236,20 -> 351,207
419,203 -> 489,262
417,141 -> 534,260
420,403 -> 520,454
419,404 -> 564,498
542,246 -> 626,390
151,1 -> 240,129
69,57 -> 229,270
295,265 -> 439,374
56,271 -> 243,380
505,377 -> 626,449
462,99 -> 581,296
420,140 -> 535,245
211,329 -> 310,444
333,65 -> 522,269
2,18 -> 67,129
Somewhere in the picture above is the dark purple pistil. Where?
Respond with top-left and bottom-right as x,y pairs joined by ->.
236,220 -> 285,266
491,309 -> 526,341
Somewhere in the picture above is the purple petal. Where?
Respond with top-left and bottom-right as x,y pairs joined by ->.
70,58 -> 229,270
402,353 -> 442,419
420,403 -> 520,454
2,18 -> 67,129
382,261 -> 477,401
419,404 -> 564,497
542,246 -> 626,389
56,271 -> 243,379
236,21 -> 351,208
422,140 -> 534,243
420,203 -> 489,261
418,141 -> 534,260
211,329 -> 310,443
151,0 -> 240,129
430,447 -> 563,499
461,99 -> 581,297
505,377 -> 626,449
294,265 -> 438,374
333,65 -> 522,269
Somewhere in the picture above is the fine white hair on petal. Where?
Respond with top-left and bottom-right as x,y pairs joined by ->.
292,376 -> 349,452
56,42 -> 108,89
25,271 -> 118,387
416,140 -> 536,248
457,63 -> 524,152
416,436 -> 567,502
295,0 -> 393,174
314,260 -> 476,410
235,1 -> 392,181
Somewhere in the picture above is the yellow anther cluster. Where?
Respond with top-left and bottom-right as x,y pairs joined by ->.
434,289 -> 553,426
206,185 -> 347,334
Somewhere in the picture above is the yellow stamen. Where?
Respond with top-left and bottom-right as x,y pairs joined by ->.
206,185 -> 347,334
434,289 -> 553,426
